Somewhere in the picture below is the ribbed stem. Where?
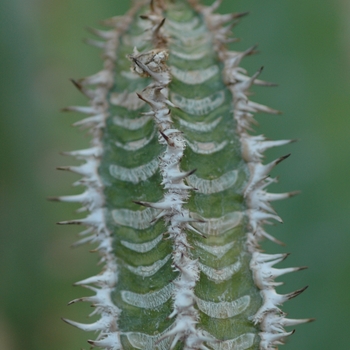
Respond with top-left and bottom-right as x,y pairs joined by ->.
57,1 -> 312,349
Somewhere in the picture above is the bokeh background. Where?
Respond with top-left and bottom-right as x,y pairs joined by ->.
1,0 -> 349,349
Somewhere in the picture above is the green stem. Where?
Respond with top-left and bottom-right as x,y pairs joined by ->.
57,1 -> 312,349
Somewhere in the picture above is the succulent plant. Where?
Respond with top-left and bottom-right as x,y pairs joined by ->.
55,1 -> 313,349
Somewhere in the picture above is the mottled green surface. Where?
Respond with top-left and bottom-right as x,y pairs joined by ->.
1,0 -> 350,349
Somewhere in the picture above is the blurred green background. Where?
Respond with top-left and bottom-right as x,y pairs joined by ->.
0,0 -> 349,349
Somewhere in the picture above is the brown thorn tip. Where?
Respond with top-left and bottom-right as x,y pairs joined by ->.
159,130 -> 169,141
245,44 -> 259,56
70,79 -> 82,90
159,130 -> 175,146
136,93 -> 147,103
61,317 -> 70,325
290,286 -> 308,299
56,166 -> 70,171
57,221 -> 81,225
159,18 -> 166,27
47,196 -> 59,202
234,11 -> 249,19
133,200 -> 149,207
298,266 -> 308,271
276,153 -> 291,164
282,253 -> 291,261
132,57 -> 140,65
